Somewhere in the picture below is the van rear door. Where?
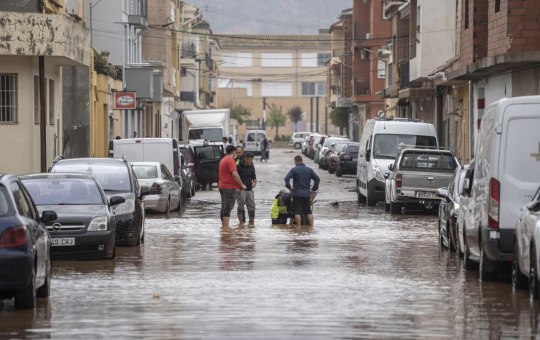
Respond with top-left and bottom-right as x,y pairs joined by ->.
245,131 -> 257,153
498,103 -> 540,251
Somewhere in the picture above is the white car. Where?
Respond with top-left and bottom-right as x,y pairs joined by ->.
290,132 -> 311,149
132,162 -> 182,214
463,96 -> 540,281
513,186 -> 540,297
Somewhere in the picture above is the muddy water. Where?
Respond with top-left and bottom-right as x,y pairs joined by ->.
1,149 -> 539,339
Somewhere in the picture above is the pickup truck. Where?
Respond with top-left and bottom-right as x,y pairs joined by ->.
384,148 -> 459,214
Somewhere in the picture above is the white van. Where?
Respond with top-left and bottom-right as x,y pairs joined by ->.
462,96 -> 540,280
243,130 -> 267,155
109,138 -> 186,186
290,132 -> 311,149
356,119 -> 438,206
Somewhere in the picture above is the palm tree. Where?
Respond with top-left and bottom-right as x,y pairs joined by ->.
267,103 -> 287,139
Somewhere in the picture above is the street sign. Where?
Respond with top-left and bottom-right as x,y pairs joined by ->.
114,92 -> 136,110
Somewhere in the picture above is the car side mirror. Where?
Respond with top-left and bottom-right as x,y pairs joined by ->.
365,149 -> 371,162
527,201 -> 540,212
109,196 -> 126,206
384,173 -> 389,180
41,210 -> 57,223
140,186 -> 151,197
436,188 -> 448,198
388,164 -> 394,171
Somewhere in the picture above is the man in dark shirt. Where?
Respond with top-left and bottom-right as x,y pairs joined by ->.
236,152 -> 257,225
284,155 -> 320,227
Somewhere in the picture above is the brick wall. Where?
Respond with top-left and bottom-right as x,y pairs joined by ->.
460,0 -> 489,66
343,14 -> 353,99
488,0 -> 540,55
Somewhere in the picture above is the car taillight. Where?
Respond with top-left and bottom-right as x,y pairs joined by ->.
150,183 -> 162,195
340,154 -> 351,160
488,178 -> 500,229
396,174 -> 402,188
0,226 -> 28,249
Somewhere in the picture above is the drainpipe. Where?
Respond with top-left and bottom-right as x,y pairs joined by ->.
469,80 -> 474,159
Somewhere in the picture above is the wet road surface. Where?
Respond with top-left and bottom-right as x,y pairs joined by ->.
1,149 -> 539,339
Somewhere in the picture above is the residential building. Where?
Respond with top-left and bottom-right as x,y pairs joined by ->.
193,20 -> 220,110
349,0 -> 391,141
0,0 -> 91,174
216,32 -> 335,141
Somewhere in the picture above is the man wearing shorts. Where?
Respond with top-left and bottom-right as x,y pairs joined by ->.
219,145 -> 247,228
284,155 -> 320,227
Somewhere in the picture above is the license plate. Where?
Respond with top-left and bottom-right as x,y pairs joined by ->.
416,192 -> 437,199
51,238 -> 75,247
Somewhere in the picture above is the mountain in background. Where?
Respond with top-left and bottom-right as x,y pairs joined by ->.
187,0 -> 352,34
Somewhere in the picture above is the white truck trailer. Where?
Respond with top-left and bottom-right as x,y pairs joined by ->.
182,109 -> 231,143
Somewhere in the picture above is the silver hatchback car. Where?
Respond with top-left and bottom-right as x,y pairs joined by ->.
132,162 -> 182,214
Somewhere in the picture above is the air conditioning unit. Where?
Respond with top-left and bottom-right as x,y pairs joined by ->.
446,95 -> 457,114
65,0 -> 83,20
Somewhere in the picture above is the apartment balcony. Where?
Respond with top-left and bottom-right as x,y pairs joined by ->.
127,0 -> 148,28
125,66 -> 153,100
0,12 -> 90,66
398,85 -> 435,99
180,91 -> 197,104
180,43 -> 197,67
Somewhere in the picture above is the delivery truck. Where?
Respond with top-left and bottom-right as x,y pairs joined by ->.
182,109 -> 231,143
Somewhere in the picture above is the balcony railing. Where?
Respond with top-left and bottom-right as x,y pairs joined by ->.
354,78 -> 370,96
181,43 -> 196,58
180,91 -> 197,104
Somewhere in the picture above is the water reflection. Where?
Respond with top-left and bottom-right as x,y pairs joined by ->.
219,225 -> 256,271
0,300 -> 51,339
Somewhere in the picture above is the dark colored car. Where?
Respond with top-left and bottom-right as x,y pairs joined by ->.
20,173 -> 125,260
48,157 -> 149,246
336,143 -> 359,177
190,142 -> 224,190
437,165 -> 469,252
0,174 -> 57,309
180,144 -> 197,197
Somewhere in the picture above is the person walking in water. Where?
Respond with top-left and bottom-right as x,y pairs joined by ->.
236,152 -> 257,225
284,155 -> 320,227
260,135 -> 269,162
218,145 -> 247,228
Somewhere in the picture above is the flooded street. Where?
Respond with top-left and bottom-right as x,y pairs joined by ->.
1,148 -> 539,339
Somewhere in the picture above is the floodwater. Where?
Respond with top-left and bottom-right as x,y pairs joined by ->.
1,149 -> 539,339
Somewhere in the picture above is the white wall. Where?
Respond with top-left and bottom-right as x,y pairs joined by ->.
86,0 -> 125,66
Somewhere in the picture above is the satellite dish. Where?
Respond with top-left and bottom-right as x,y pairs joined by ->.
65,0 -> 82,15
171,111 -> 180,120
377,110 -> 385,118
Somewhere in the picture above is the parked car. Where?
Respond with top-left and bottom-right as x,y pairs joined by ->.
0,174 -> 57,309
190,142 -> 224,190
336,143 -> 360,177
109,138 -> 187,202
513,186 -> 540,294
244,130 -> 266,155
328,143 -> 348,174
463,96 -> 540,281
20,173 -> 123,260
309,136 -> 324,159
459,160 -> 478,271
357,118 -> 438,206
318,137 -> 349,168
49,157 -> 149,246
180,144 -> 197,197
132,162 -> 182,214
319,142 -> 336,169
437,165 -> 469,252
290,132 -> 311,149
302,136 -> 311,156
385,149 -> 458,214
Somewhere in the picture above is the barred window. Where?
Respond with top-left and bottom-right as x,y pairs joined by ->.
0,74 -> 18,123
301,82 -> 326,97
245,120 -> 259,129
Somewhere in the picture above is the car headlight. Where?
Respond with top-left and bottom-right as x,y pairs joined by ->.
373,163 -> 385,182
87,216 -> 108,232
114,199 -> 135,216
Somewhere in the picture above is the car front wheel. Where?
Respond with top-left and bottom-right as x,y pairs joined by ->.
36,258 -> 51,298
530,246 -> 539,300
512,240 -> 528,290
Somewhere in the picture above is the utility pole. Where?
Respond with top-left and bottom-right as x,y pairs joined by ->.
325,105 -> 328,135
89,0 -> 103,49
39,56 -> 47,172
310,97 -> 313,132
262,97 -> 266,129
316,97 -> 319,133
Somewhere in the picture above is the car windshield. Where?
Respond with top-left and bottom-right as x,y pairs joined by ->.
22,178 -> 104,205
0,185 -> 13,217
324,138 -> 344,148
132,165 -> 158,179
52,162 -> 132,192
373,134 -> 437,159
188,128 -> 223,142
400,152 -> 456,172
347,145 -> 359,154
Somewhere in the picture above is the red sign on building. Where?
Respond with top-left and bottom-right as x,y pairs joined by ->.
113,92 -> 136,110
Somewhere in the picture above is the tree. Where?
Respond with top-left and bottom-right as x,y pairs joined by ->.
228,103 -> 252,125
267,103 -> 287,139
287,105 -> 303,132
330,107 -> 349,135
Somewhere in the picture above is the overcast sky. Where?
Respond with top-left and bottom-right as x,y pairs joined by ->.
186,0 -> 352,34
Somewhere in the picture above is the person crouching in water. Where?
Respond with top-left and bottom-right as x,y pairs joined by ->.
271,190 -> 294,224
237,152 -> 257,225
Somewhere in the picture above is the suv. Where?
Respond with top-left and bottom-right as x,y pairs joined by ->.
48,157 -> 149,246
289,132 -> 311,149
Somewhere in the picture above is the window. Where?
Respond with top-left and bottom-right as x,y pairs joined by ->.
261,53 -> 292,67
49,79 -> 55,125
464,0 -> 469,29
317,53 -> 331,67
301,82 -> 326,96
495,0 -> 500,13
245,120 -> 259,129
0,74 -> 18,123
261,82 -> 292,97
220,52 -> 253,67
11,182 -> 33,219
377,60 -> 386,79
217,79 -> 253,97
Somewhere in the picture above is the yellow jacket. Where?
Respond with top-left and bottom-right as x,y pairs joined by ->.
271,198 -> 288,218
